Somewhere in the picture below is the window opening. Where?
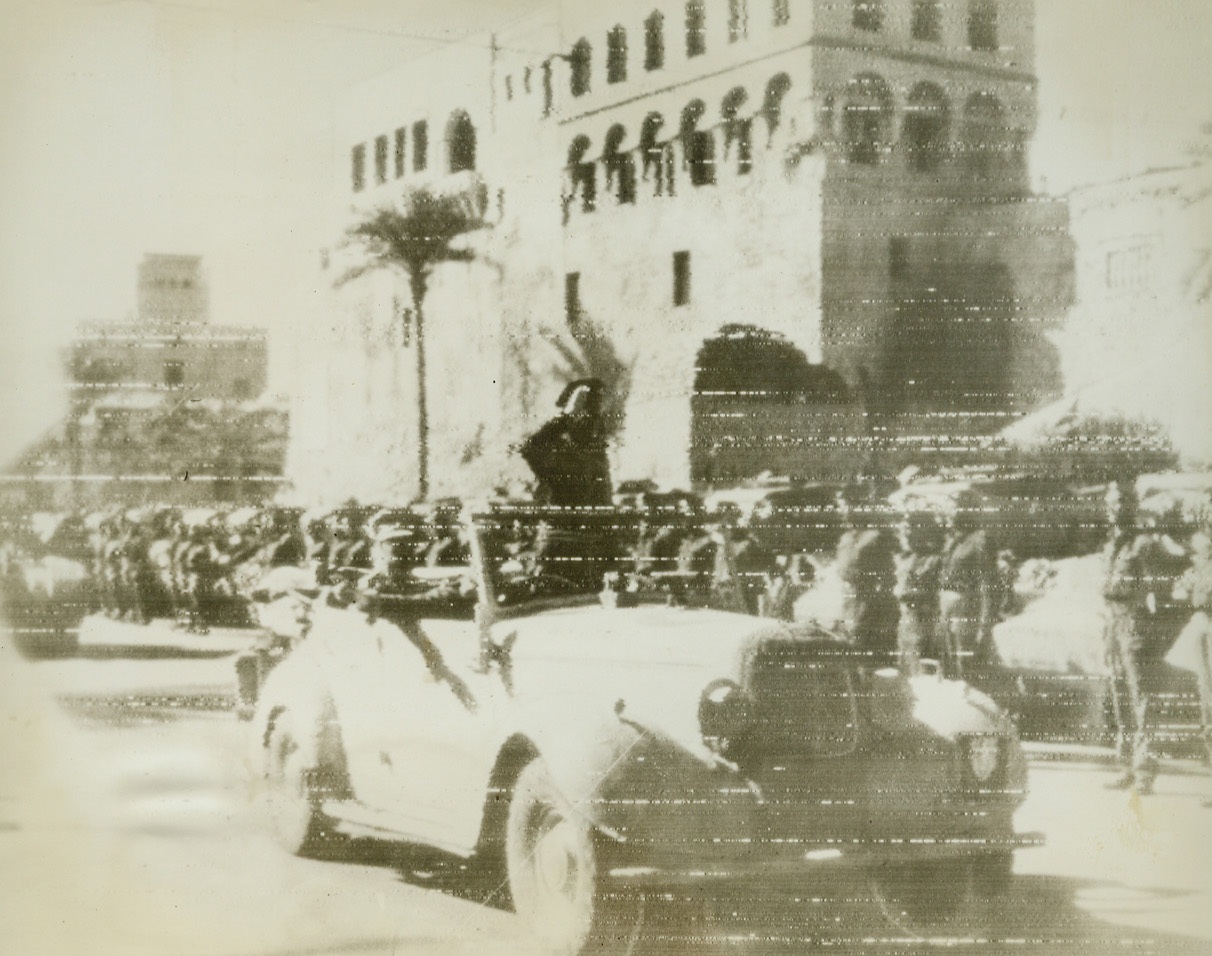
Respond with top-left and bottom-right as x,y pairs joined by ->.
603,124 -> 637,204
842,74 -> 892,165
163,360 -> 185,387
673,251 -> 691,306
773,0 -> 790,27
447,111 -> 476,173
412,121 -> 428,172
722,87 -> 753,174
640,112 -> 671,195
686,1 -> 707,57
644,11 -> 665,70
681,100 -> 715,186
852,0 -> 884,32
394,127 -> 407,178
607,26 -> 627,84
567,136 -> 596,212
374,134 -> 388,184
961,91 -> 1005,178
912,0 -> 942,41
729,0 -> 749,42
565,272 -> 581,324
504,75 -> 514,100
903,83 -> 950,172
570,39 -> 592,97
968,0 -> 998,51
889,237 -> 910,279
760,73 -> 792,144
351,143 -> 366,192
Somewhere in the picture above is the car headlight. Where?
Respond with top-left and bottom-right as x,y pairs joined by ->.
963,734 -> 1003,784
698,678 -> 752,761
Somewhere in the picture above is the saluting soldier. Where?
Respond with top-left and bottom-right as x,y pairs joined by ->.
519,378 -> 612,508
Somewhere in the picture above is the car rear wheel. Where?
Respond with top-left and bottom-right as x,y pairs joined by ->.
505,758 -> 643,955
868,859 -> 989,938
263,711 -> 334,856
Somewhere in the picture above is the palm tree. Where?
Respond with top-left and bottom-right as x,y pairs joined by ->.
337,184 -> 483,499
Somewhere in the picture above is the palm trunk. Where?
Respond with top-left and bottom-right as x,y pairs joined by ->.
410,270 -> 429,501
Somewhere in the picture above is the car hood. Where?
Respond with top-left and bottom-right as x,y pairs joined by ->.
498,605 -> 1014,758
497,604 -> 791,754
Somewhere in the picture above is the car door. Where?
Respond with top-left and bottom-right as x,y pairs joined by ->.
354,613 -> 505,851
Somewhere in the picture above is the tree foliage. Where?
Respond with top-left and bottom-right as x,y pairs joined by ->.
338,187 -> 481,300
694,324 -> 850,403
337,184 -> 484,500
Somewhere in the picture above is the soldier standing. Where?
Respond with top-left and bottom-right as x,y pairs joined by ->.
896,511 -> 946,674
834,483 -> 900,667
939,490 -> 999,678
1102,482 -> 1188,794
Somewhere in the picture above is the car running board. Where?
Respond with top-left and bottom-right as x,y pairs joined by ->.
321,799 -> 475,858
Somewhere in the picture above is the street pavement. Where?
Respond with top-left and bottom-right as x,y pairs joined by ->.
2,616 -> 1212,955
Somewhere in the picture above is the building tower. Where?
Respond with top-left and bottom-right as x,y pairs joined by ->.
309,0 -> 1071,502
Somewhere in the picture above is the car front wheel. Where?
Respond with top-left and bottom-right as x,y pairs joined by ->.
505,758 -> 643,955
867,859 -> 991,938
262,710 -> 332,856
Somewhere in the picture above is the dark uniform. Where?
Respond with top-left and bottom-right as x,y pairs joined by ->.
1102,485 -> 1189,794
835,524 -> 900,664
939,525 -> 999,678
896,512 -> 946,673
520,379 -> 612,508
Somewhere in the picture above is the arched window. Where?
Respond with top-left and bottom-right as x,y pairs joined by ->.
681,100 -> 715,186
902,83 -> 950,172
570,39 -> 592,97
603,124 -> 637,204
640,112 -> 671,194
842,73 -> 892,165
446,111 -> 476,173
644,11 -> 665,70
567,135 -> 596,212
852,0 -> 884,32
961,91 -> 1005,177
686,1 -> 706,58
721,87 -> 753,174
607,26 -> 627,84
760,73 -> 792,143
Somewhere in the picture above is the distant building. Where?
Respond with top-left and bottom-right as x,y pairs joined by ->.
1052,162 -> 1212,464
291,0 -> 1073,504
137,253 -> 210,325
70,254 -> 267,402
11,253 -> 285,507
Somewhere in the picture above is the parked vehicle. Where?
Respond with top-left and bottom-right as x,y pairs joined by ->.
248,506 -> 1038,953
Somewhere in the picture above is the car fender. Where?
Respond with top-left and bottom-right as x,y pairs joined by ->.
248,646 -> 334,778
517,709 -> 749,863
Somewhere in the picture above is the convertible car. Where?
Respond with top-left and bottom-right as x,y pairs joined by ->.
249,506 -> 1038,953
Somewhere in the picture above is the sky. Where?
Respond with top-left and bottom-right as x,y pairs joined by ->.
2,0 -> 1211,463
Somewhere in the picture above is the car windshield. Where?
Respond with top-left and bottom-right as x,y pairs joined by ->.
472,506 -> 630,607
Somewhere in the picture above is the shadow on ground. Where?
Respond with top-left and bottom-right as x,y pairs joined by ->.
306,832 -> 1212,956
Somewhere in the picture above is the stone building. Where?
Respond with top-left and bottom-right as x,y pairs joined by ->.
37,254 -> 280,507
71,254 -> 267,402
290,0 -> 1072,505
1049,162 -> 1212,464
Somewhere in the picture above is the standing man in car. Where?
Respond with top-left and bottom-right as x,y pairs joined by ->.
519,378 -> 612,508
